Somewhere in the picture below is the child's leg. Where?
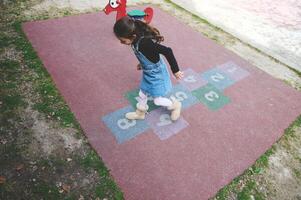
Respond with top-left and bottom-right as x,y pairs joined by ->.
154,96 -> 181,121
137,90 -> 148,107
125,90 -> 149,120
153,97 -> 173,107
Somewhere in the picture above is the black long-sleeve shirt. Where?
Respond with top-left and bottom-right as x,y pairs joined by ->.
134,37 -> 180,74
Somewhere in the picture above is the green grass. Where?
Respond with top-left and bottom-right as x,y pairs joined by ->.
12,21 -> 80,128
293,168 -> 301,181
32,182 -> 62,200
237,181 -> 265,200
81,151 -> 124,199
285,115 -> 301,137
0,8 -> 126,198
6,12 -> 125,198
0,33 -> 12,49
1,94 -> 24,111
0,59 -> 25,111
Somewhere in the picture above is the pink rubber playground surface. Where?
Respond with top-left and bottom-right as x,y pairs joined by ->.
23,7 -> 301,199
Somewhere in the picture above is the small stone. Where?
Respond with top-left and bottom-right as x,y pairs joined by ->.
29,161 -> 36,165
66,158 -> 72,162
32,166 -> 38,172
56,182 -> 62,187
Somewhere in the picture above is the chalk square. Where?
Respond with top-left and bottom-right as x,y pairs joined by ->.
179,68 -> 207,91
200,68 -> 235,90
217,61 -> 250,82
125,88 -> 159,112
102,106 -> 149,144
146,107 -> 189,140
167,84 -> 199,110
192,83 -> 231,111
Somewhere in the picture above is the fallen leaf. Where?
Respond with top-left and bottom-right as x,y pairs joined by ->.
62,184 -> 71,193
15,164 -> 24,171
0,176 -> 6,184
0,139 -> 7,144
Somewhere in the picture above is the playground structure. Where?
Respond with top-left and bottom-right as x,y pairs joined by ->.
103,0 -> 153,23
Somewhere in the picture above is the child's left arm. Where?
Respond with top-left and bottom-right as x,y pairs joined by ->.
174,71 -> 184,80
138,38 -> 184,80
155,43 -> 184,80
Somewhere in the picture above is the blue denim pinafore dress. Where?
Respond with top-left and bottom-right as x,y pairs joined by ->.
131,37 -> 172,97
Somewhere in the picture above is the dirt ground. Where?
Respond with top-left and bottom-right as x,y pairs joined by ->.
1,0 -> 301,200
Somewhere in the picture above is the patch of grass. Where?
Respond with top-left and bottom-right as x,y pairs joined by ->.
12,22 -> 80,128
0,33 -> 12,48
0,94 -> 24,111
237,181 -> 265,200
293,168 -> 301,180
0,142 -> 22,168
0,181 -> 16,199
81,151 -> 124,199
0,59 -> 21,81
95,181 -> 124,200
255,148 -> 274,169
80,151 -> 109,177
215,177 -> 241,199
215,185 -> 231,200
32,182 -> 62,199
0,59 -> 25,117
283,114 -> 301,139
1,82 -> 17,89
50,156 -> 68,167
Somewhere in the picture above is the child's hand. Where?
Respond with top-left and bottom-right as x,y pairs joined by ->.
174,71 -> 184,80
137,64 -> 142,70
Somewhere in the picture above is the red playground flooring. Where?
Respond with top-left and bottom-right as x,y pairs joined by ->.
23,7 -> 301,199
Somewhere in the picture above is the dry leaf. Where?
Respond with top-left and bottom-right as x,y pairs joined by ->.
62,184 -> 71,193
0,176 -> 6,184
15,164 -> 24,171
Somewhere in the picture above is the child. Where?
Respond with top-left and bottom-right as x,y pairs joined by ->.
113,16 -> 184,121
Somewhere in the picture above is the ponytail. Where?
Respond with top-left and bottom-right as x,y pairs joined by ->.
134,20 -> 164,43
114,16 -> 164,43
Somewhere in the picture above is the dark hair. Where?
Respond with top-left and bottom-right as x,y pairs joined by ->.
113,16 -> 164,43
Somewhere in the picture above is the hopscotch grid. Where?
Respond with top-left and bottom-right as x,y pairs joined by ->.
102,61 -> 250,144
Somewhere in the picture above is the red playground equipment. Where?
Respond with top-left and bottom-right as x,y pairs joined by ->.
103,0 -> 153,23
